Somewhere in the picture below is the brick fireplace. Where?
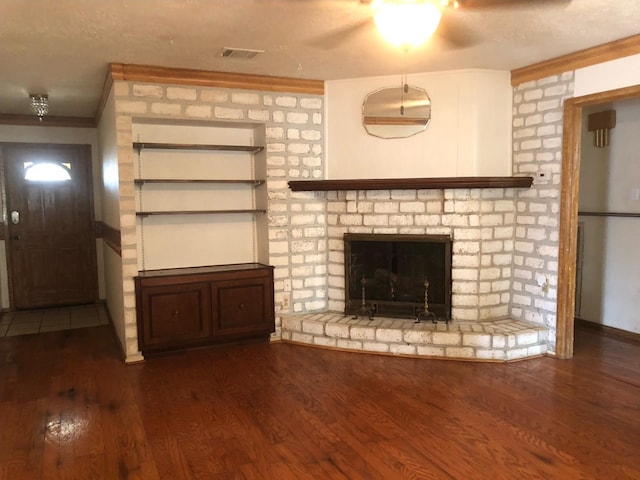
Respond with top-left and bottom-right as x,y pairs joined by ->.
280,182 -> 548,362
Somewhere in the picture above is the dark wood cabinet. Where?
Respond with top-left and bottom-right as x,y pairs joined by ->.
135,263 -> 274,355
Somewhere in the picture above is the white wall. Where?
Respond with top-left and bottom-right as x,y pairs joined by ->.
578,99 -> 640,334
97,90 -> 127,352
325,69 -> 512,179
0,124 -> 105,309
574,53 -> 640,98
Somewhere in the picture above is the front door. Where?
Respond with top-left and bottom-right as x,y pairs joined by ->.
3,143 -> 98,309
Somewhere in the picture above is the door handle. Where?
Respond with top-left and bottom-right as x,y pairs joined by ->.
11,235 -> 22,240
10,210 -> 19,225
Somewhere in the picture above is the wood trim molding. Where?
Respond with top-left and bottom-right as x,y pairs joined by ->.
100,221 -> 122,256
556,83 -> 640,360
108,63 -> 325,95
0,114 -> 95,128
289,176 -> 533,192
575,318 -> 640,344
511,34 -> 640,85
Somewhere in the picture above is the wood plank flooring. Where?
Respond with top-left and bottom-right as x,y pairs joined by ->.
1,324 -> 639,479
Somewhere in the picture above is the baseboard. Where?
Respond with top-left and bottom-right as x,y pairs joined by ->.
575,317 -> 640,343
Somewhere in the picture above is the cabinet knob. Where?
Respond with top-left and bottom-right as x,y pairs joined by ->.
172,309 -> 180,317
238,303 -> 245,310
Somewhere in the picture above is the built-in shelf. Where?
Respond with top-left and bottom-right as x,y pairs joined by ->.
288,176 -> 534,192
134,179 -> 264,186
133,142 -> 264,153
137,209 -> 267,217
578,211 -> 640,218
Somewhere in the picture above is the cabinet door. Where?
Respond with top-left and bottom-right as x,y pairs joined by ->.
138,281 -> 212,350
211,275 -> 274,338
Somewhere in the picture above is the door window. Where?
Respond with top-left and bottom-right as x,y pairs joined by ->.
23,161 -> 72,182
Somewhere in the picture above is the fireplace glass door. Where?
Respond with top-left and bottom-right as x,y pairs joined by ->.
344,233 -> 452,320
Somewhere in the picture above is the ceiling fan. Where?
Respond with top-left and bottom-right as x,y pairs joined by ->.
313,0 -> 572,50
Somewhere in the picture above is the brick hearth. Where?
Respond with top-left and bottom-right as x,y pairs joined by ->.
281,313 -> 547,362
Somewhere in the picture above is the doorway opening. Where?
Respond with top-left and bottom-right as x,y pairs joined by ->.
556,84 -> 640,358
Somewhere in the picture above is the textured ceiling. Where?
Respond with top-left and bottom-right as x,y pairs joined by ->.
1,0 -> 640,118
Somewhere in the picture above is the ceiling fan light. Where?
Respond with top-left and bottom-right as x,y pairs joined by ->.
374,1 -> 443,48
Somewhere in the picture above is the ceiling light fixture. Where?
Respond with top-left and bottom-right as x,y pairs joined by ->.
373,0 -> 446,49
29,94 -> 49,121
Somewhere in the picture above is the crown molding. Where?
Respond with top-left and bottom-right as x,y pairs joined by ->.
0,114 -> 95,128
108,63 -> 324,95
511,34 -> 640,86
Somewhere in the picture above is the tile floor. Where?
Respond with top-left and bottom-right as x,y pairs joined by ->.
0,304 -> 109,337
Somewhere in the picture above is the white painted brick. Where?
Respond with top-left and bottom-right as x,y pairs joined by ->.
166,87 -> 197,100
373,202 -> 399,213
300,97 -> 322,109
185,105 -> 211,118
506,348 -> 530,360
282,316 -> 302,331
375,328 -> 403,343
116,101 -> 147,114
350,326 -> 376,341
389,215 -> 413,226
133,84 -> 163,98
276,96 -> 297,107
287,112 -> 309,124
291,332 -> 314,344
287,143 -> 310,154
326,323 -> 350,338
150,103 -> 181,115
363,215 -> 389,226
463,333 -> 491,348
355,341 -> 388,353
512,294 -> 532,306
403,330 -> 432,344
416,345 -> 446,356
301,130 -> 322,141
432,332 -> 461,345
313,336 -> 337,347
200,90 -> 229,103
231,92 -> 260,104
492,335 -> 506,348
390,344 -> 418,355
337,339 -> 363,350
476,349 -> 507,360
445,347 -> 475,358
248,109 -> 270,121
302,319 -> 325,335
214,106 -> 243,119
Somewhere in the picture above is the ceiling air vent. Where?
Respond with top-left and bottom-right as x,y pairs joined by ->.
219,47 -> 264,59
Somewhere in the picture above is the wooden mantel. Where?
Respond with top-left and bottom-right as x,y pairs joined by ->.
288,176 -> 534,192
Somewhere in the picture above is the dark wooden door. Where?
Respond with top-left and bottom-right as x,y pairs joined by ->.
3,143 -> 98,309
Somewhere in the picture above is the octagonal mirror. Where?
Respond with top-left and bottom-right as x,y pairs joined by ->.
362,85 -> 431,139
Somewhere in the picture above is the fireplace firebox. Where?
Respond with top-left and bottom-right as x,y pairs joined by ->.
344,234 -> 452,321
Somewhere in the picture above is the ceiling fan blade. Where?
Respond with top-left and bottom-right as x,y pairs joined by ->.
436,13 -> 480,49
457,0 -> 571,9
308,18 -> 372,49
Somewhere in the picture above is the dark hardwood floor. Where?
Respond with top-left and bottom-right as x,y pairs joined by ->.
1,324 -> 639,479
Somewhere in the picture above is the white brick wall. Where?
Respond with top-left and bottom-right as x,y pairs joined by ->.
326,188 -> 518,322
511,72 -> 574,353
113,81 -> 325,351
